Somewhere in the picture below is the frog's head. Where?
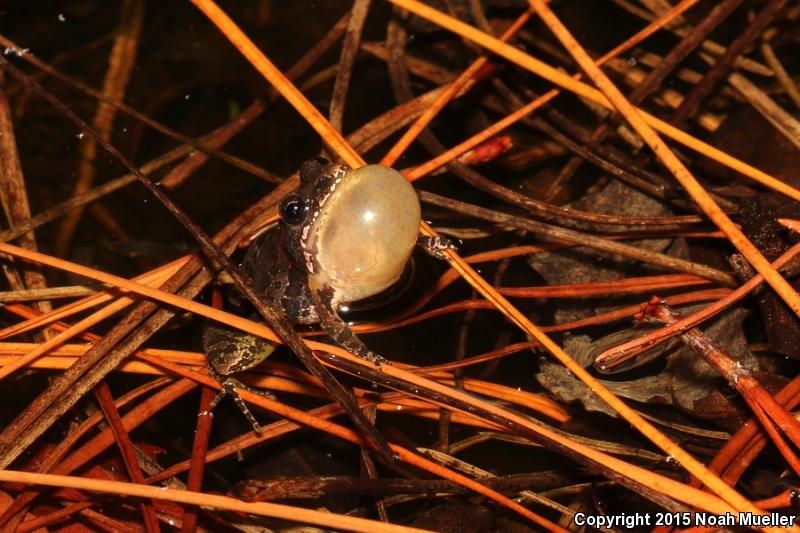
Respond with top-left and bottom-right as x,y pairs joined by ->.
278,158 -> 421,304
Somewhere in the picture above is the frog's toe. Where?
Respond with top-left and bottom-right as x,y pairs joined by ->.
417,235 -> 457,261
367,352 -> 388,368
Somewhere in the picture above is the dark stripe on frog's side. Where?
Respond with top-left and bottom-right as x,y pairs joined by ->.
294,163 -> 348,276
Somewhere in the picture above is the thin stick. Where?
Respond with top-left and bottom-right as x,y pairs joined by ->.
729,72 -> 800,151
58,352 -> 565,529
399,0 -> 716,184
761,42 -> 800,110
669,0 -> 788,126
329,0 -> 371,131
609,0 -> 772,76
0,286 -> 95,302
0,257 -> 186,340
0,99 -> 269,245
55,0 -> 144,257
0,71 -> 53,325
94,382 -> 161,532
510,7 -> 793,518
545,0 -> 741,199
180,386 -> 215,533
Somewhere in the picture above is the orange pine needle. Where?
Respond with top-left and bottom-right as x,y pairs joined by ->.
380,8 -> 535,166
0,469 -> 428,533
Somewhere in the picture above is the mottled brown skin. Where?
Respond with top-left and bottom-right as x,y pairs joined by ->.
202,324 -> 274,376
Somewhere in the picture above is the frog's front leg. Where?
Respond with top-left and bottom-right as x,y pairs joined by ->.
207,366 -> 266,432
310,285 -> 386,366
417,234 -> 457,261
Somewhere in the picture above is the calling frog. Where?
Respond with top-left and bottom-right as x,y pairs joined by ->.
204,157 -> 453,428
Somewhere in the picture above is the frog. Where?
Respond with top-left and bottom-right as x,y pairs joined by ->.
204,157 -> 454,429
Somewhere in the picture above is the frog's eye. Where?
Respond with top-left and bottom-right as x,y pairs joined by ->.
279,194 -> 307,225
299,157 -> 330,183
